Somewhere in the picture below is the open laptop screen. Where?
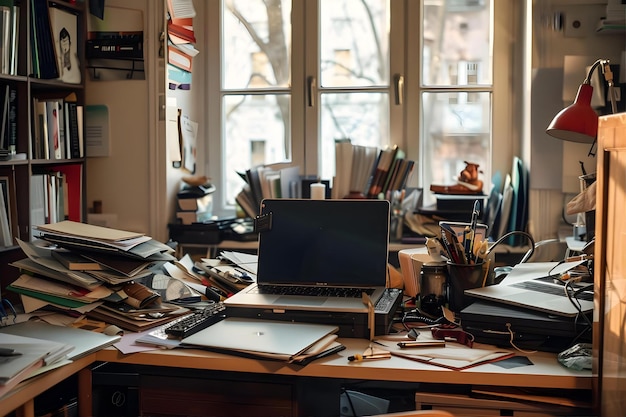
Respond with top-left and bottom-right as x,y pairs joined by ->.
256,199 -> 390,286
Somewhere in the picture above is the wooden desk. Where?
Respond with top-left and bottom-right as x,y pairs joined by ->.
2,339 -> 591,417
94,338 -> 590,389
0,355 -> 94,417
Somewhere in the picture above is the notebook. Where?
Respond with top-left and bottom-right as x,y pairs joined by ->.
464,261 -> 593,317
180,317 -> 338,361
224,198 -> 390,313
0,321 -> 122,360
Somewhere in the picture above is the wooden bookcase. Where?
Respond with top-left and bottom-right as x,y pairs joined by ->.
0,0 -> 87,299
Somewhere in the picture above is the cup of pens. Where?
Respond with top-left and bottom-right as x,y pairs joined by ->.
446,261 -> 489,312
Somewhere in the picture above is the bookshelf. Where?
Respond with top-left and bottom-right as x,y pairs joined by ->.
0,0 -> 87,296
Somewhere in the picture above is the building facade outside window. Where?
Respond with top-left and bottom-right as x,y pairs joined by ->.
206,0 -> 512,215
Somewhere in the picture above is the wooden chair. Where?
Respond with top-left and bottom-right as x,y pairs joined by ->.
369,410 -> 455,417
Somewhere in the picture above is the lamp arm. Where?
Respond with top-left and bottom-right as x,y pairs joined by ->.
585,59 -> 617,157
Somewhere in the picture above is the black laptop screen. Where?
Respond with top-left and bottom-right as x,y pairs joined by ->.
256,199 -> 390,286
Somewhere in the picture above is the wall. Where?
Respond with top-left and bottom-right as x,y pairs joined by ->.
529,0 -> 625,241
85,0 -> 152,235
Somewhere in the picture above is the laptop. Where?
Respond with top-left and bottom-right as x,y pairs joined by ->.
181,317 -> 338,360
224,198 -> 390,313
460,301 -> 591,352
464,261 -> 594,317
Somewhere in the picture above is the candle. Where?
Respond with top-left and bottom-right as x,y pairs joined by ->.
310,183 -> 326,200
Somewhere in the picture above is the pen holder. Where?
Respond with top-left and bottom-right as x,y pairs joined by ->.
446,261 -> 488,313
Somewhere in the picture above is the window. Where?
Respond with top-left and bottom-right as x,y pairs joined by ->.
207,0 -> 504,216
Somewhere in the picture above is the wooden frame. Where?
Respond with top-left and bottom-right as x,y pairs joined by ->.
593,113 -> 626,416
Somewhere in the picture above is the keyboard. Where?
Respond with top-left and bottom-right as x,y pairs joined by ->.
162,302 -> 226,338
254,285 -> 374,298
510,280 -> 594,302
375,288 -> 402,313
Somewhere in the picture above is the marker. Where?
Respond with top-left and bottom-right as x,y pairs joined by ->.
397,341 -> 446,348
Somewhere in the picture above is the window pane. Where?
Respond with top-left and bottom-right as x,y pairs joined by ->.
422,0 -> 492,86
320,93 -> 389,183
223,94 -> 291,205
320,0 -> 390,87
222,0 -> 292,90
421,91 -> 491,206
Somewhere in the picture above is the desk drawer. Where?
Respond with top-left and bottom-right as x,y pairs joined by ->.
140,375 -> 295,417
415,392 -> 591,417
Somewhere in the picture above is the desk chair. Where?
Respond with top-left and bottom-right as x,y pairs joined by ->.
370,411 -> 454,417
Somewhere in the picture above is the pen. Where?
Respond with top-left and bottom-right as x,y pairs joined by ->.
0,347 -> 22,356
397,341 -> 446,348
348,352 -> 391,361
467,200 -> 480,263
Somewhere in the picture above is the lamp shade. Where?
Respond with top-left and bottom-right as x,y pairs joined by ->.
546,83 -> 598,143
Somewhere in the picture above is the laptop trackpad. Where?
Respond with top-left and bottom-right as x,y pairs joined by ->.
276,296 -> 327,306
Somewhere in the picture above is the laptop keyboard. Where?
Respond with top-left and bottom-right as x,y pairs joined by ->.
511,280 -> 593,302
254,285 -> 374,298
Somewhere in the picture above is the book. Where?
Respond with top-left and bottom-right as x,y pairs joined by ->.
367,145 -> 399,198
48,5 -> 81,84
64,100 -> 81,158
0,83 -> 16,153
45,100 -> 62,159
0,175 -> 18,243
31,0 -> 59,79
389,344 -> 514,371
0,176 -> 11,246
32,98 -> 48,159
51,249 -> 102,270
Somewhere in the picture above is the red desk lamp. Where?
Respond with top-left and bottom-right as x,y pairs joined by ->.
546,59 -> 617,155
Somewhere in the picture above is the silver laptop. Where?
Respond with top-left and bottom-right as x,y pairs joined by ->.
181,317 -> 337,358
224,198 -> 390,313
464,261 -> 593,317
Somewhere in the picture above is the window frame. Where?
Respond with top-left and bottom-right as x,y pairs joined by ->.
203,0 -> 520,217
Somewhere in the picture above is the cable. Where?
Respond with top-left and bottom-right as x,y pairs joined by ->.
505,323 -> 537,354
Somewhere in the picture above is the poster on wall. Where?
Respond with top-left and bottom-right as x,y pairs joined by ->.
180,114 -> 197,173
85,105 -> 110,157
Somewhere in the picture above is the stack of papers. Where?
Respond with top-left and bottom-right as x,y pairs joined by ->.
194,255 -> 257,294
0,333 -> 73,398
8,221 -> 189,332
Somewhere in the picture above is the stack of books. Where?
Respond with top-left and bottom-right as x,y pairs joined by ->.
9,221 -> 189,332
235,165 -> 300,217
175,183 -> 215,225
332,142 -> 415,200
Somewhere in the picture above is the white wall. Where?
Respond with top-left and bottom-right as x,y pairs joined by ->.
529,0 -> 625,241
85,0 -> 157,237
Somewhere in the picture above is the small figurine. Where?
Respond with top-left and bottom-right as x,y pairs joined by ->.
430,161 -> 483,195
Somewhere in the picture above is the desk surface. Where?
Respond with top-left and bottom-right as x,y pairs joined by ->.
1,337 -> 591,417
95,338 -> 591,390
